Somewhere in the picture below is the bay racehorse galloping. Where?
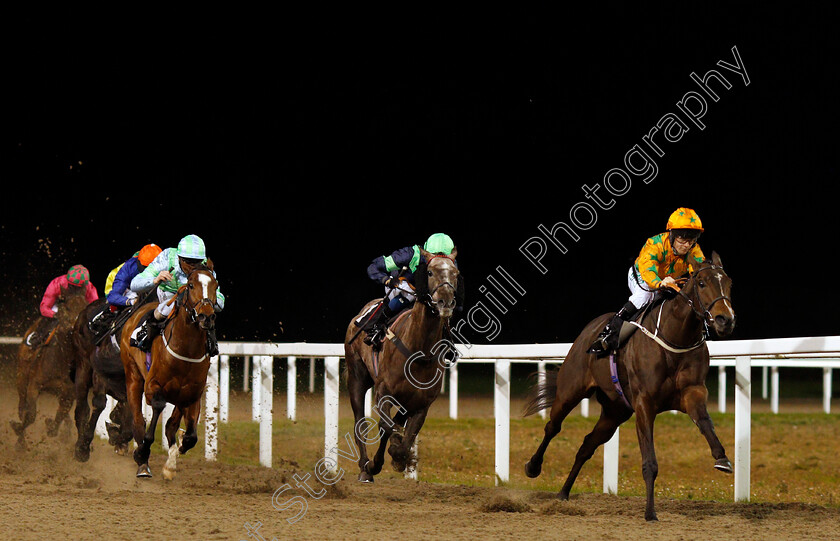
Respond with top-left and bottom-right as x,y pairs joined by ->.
71,297 -> 142,462
120,262 -> 219,479
523,252 -> 735,521
344,248 -> 461,482
11,282 -> 90,449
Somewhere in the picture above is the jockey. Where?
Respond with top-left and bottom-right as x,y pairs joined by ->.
129,234 -> 225,356
27,265 -> 99,348
361,232 -> 457,345
88,244 -> 163,341
587,207 -> 706,357
106,244 -> 163,310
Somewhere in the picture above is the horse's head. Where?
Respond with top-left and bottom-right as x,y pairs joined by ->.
418,247 -> 460,319
183,264 -> 218,331
682,251 -> 736,337
56,284 -> 90,327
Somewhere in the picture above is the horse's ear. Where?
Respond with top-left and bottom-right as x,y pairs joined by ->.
420,248 -> 432,261
205,258 -> 214,271
449,246 -> 457,260
711,251 -> 722,267
414,262 -> 429,297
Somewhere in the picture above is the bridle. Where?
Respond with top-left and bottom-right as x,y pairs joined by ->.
180,268 -> 217,326
158,268 -> 217,363
630,263 -> 732,353
419,254 -> 457,317
678,264 -> 732,331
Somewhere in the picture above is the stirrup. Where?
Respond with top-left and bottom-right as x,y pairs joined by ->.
364,323 -> 388,347
587,330 -> 617,356
131,318 -> 159,352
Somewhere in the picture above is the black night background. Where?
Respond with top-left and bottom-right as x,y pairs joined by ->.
4,7 -> 838,347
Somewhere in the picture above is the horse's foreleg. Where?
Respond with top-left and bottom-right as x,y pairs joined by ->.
635,397 -> 659,522
178,401 -> 200,455
134,388 -> 165,477
76,390 -> 106,462
47,386 -> 74,438
126,373 -> 150,475
11,378 -> 40,449
681,384 -> 732,473
347,365 -> 375,482
114,401 -> 134,455
366,415 -> 394,477
72,360 -> 94,461
390,409 -> 427,473
559,399 -> 632,499
162,406 -> 184,481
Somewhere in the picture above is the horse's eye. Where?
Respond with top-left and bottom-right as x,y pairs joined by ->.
698,280 -> 706,288
428,271 -> 433,277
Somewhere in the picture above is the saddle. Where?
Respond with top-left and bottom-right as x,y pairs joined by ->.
615,290 -> 671,350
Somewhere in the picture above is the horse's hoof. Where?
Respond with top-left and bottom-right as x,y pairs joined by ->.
358,471 -> 374,483
136,464 -> 152,478
557,490 -> 570,501
714,457 -> 733,474
162,467 -> 176,481
10,421 -> 23,437
524,460 -> 542,478
74,446 -> 91,463
645,511 -> 659,522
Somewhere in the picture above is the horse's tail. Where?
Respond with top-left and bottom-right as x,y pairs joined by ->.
522,368 -> 558,417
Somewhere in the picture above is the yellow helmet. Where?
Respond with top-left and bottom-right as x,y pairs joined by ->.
666,208 -> 704,232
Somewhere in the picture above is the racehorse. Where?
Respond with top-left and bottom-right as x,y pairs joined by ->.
71,298 -> 140,462
11,282 -> 90,449
523,252 -> 736,521
344,248 -> 461,482
120,262 -> 219,479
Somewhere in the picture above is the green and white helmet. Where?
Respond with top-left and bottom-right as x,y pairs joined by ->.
424,233 -> 454,255
177,234 -> 206,260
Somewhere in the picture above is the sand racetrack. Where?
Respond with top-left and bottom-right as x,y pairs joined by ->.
1,389 -> 839,541
1,439 -> 839,541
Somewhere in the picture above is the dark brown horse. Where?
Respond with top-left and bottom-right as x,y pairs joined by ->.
120,262 -> 219,479
71,298 -> 139,462
11,283 -> 90,449
344,248 -> 461,482
523,252 -> 735,521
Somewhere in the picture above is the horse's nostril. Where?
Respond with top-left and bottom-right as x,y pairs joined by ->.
715,315 -> 727,326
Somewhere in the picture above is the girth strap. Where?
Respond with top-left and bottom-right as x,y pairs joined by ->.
609,353 -> 632,409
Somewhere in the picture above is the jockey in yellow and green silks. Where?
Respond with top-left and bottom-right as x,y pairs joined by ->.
588,208 -> 706,357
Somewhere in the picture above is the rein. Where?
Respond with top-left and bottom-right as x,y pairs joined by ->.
677,264 -> 732,328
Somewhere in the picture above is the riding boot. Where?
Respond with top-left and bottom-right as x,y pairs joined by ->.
25,316 -> 59,349
206,328 -> 219,357
89,307 -> 116,341
587,301 -> 639,357
364,302 -> 395,347
131,311 -> 163,352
